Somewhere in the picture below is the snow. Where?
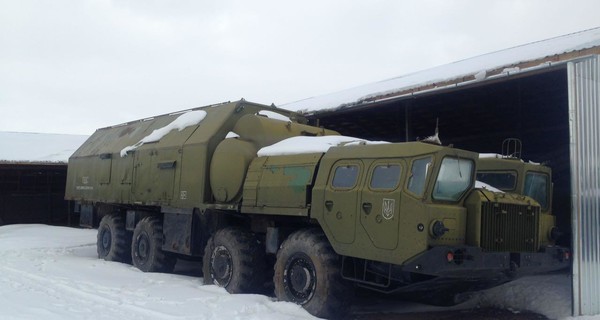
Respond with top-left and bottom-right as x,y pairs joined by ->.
0,224 -> 595,319
479,153 -> 507,159
0,224 -> 315,320
258,110 -> 292,122
479,153 -> 543,165
502,66 -> 521,74
473,274 -> 573,319
474,70 -> 487,81
421,132 -> 441,145
283,27 -> 600,113
0,131 -> 88,163
120,110 -> 207,157
0,224 -> 596,319
475,180 -> 504,193
226,131 -> 240,139
256,135 -> 388,157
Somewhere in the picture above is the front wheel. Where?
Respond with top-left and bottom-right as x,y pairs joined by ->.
274,228 -> 350,319
131,216 -> 176,273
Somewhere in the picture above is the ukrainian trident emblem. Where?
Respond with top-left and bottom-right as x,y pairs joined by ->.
382,198 -> 395,220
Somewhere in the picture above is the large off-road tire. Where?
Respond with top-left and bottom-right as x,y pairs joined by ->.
202,227 -> 266,294
131,216 -> 176,273
274,228 -> 349,319
97,214 -> 131,262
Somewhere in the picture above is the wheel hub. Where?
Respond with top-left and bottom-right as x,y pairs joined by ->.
290,264 -> 311,292
137,234 -> 149,260
101,227 -> 112,251
284,253 -> 316,304
211,245 -> 233,287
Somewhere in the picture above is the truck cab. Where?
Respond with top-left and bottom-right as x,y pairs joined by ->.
311,142 -> 475,265
476,139 -> 559,247
477,154 -> 552,215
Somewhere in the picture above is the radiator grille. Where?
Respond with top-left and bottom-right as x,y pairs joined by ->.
480,202 -> 540,252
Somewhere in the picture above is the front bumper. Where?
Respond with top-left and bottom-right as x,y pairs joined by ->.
401,245 -> 570,278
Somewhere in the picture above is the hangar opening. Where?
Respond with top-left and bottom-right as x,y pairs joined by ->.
0,163 -> 73,225
0,132 -> 88,226
285,28 -> 600,316
309,67 -> 571,246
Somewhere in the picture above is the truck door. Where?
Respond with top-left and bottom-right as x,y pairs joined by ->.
322,160 -> 363,244
133,147 -> 179,203
359,160 -> 404,250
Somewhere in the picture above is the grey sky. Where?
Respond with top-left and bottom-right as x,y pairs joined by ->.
1,0 -> 599,135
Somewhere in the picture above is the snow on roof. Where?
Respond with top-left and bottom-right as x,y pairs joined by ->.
479,153 -> 507,159
257,110 -> 291,122
120,110 -> 207,157
284,27 -> 600,114
0,132 -> 89,164
479,153 -> 542,165
257,135 -> 388,157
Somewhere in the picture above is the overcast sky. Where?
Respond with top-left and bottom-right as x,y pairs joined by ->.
1,0 -> 599,135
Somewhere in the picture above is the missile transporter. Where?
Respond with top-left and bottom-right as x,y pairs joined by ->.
66,101 -> 569,318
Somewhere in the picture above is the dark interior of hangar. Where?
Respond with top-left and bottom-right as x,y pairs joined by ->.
308,68 -> 571,245
0,164 -> 75,226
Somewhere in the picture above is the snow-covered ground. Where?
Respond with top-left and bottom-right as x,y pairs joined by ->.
0,225 -> 314,320
0,224 -> 595,320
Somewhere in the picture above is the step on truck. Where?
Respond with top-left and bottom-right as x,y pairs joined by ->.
65,100 -> 569,319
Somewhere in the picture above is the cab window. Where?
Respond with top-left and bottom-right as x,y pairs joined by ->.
433,157 -> 474,201
370,164 -> 401,190
332,165 -> 359,189
476,171 -> 517,191
524,172 -> 549,210
407,157 -> 433,196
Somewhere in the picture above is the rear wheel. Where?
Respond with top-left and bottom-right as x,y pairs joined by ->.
203,227 -> 266,293
274,228 -> 349,319
97,214 -> 131,263
131,216 -> 176,273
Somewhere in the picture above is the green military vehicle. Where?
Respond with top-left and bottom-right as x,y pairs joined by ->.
66,101 -> 569,318
477,139 -> 562,246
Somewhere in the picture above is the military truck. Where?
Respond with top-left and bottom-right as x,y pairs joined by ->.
66,101 -> 569,319
477,139 -> 562,245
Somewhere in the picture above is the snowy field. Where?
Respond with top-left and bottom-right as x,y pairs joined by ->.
0,224 -> 595,320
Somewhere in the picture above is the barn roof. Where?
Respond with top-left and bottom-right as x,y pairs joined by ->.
283,27 -> 600,114
0,132 -> 88,164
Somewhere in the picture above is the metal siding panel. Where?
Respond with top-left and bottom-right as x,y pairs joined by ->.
569,55 -> 600,316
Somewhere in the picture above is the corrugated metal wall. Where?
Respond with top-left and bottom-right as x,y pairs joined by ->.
568,55 -> 600,316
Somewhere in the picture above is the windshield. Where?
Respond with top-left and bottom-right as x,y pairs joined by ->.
476,171 -> 517,190
408,157 -> 433,196
524,172 -> 549,210
433,157 -> 474,201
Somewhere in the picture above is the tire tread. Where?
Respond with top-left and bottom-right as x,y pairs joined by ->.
132,216 -> 176,273
274,228 -> 350,319
97,214 -> 131,263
